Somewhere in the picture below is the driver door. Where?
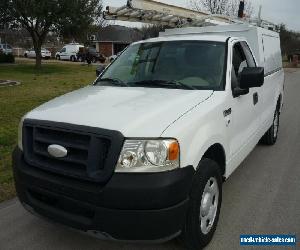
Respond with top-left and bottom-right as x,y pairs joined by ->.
60,48 -> 67,60
228,41 -> 262,170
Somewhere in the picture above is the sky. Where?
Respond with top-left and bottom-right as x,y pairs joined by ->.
103,0 -> 300,31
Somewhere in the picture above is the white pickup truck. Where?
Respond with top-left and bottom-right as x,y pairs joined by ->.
13,24 -> 284,249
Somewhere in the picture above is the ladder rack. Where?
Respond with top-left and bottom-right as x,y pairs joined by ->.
103,0 -> 278,30
103,0 -> 238,27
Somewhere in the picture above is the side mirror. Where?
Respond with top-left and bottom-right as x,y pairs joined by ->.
240,67 -> 264,89
96,65 -> 105,77
232,87 -> 249,98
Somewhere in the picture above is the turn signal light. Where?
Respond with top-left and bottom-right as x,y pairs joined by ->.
168,141 -> 179,161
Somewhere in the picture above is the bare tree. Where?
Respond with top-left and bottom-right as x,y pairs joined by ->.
225,0 -> 253,17
279,24 -> 300,57
2,0 -> 103,69
189,0 -> 227,15
188,0 -> 253,17
140,24 -> 169,39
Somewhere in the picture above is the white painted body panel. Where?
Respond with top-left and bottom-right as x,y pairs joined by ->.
25,86 -> 213,138
24,24 -> 284,179
161,91 -> 230,171
56,44 -> 84,60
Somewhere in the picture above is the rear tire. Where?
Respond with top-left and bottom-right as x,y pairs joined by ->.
183,158 -> 222,250
261,108 -> 280,145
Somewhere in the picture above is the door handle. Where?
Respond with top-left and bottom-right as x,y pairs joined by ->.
253,92 -> 258,105
223,108 -> 232,117
223,108 -> 231,127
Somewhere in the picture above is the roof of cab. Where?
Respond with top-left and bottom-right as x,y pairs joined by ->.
133,34 -> 230,45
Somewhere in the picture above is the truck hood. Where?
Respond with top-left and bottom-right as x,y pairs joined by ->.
26,86 -> 213,137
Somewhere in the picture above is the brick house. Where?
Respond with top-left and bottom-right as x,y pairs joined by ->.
94,25 -> 143,57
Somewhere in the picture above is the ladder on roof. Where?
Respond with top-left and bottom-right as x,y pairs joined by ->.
103,0 -> 277,30
103,0 -> 238,28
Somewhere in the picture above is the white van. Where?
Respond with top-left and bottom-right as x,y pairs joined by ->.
13,24 -> 284,249
55,43 -> 84,61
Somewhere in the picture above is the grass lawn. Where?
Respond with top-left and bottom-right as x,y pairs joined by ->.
0,59 -> 97,202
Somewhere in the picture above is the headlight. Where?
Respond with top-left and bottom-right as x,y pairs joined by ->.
116,139 -> 180,172
18,116 -> 25,151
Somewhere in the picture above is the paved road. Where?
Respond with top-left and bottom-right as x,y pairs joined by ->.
0,69 -> 299,250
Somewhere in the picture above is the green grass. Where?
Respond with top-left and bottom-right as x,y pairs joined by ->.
0,60 -> 97,202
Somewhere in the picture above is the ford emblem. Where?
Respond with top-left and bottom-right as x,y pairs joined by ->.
47,144 -> 68,158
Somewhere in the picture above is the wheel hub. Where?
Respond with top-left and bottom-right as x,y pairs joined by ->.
200,177 -> 219,235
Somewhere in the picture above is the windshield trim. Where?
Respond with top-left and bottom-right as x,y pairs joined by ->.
221,37 -> 230,91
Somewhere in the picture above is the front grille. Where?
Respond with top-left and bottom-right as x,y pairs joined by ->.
23,119 -> 124,182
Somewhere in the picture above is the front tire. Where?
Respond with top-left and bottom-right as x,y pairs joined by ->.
70,55 -> 76,62
261,108 -> 280,145
183,158 -> 222,250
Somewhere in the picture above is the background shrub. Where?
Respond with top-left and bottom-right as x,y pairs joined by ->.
0,53 -> 15,63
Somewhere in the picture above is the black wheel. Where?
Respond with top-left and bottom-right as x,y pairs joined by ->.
92,56 -> 97,63
261,108 -> 280,145
24,53 -> 27,58
70,56 -> 76,62
78,56 -> 83,62
183,158 -> 222,250
56,55 -> 60,60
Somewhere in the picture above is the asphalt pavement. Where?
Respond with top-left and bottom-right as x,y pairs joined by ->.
0,69 -> 299,250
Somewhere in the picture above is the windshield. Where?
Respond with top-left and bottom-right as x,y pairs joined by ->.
96,41 -> 226,90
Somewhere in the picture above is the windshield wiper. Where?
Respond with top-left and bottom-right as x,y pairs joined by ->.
130,80 -> 196,90
164,80 -> 196,90
96,77 -> 128,87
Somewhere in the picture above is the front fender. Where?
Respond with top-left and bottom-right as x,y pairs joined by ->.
161,92 -> 229,172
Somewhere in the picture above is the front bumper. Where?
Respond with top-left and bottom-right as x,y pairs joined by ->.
13,147 -> 194,241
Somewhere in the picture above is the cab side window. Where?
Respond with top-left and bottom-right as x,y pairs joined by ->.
232,42 -> 248,89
